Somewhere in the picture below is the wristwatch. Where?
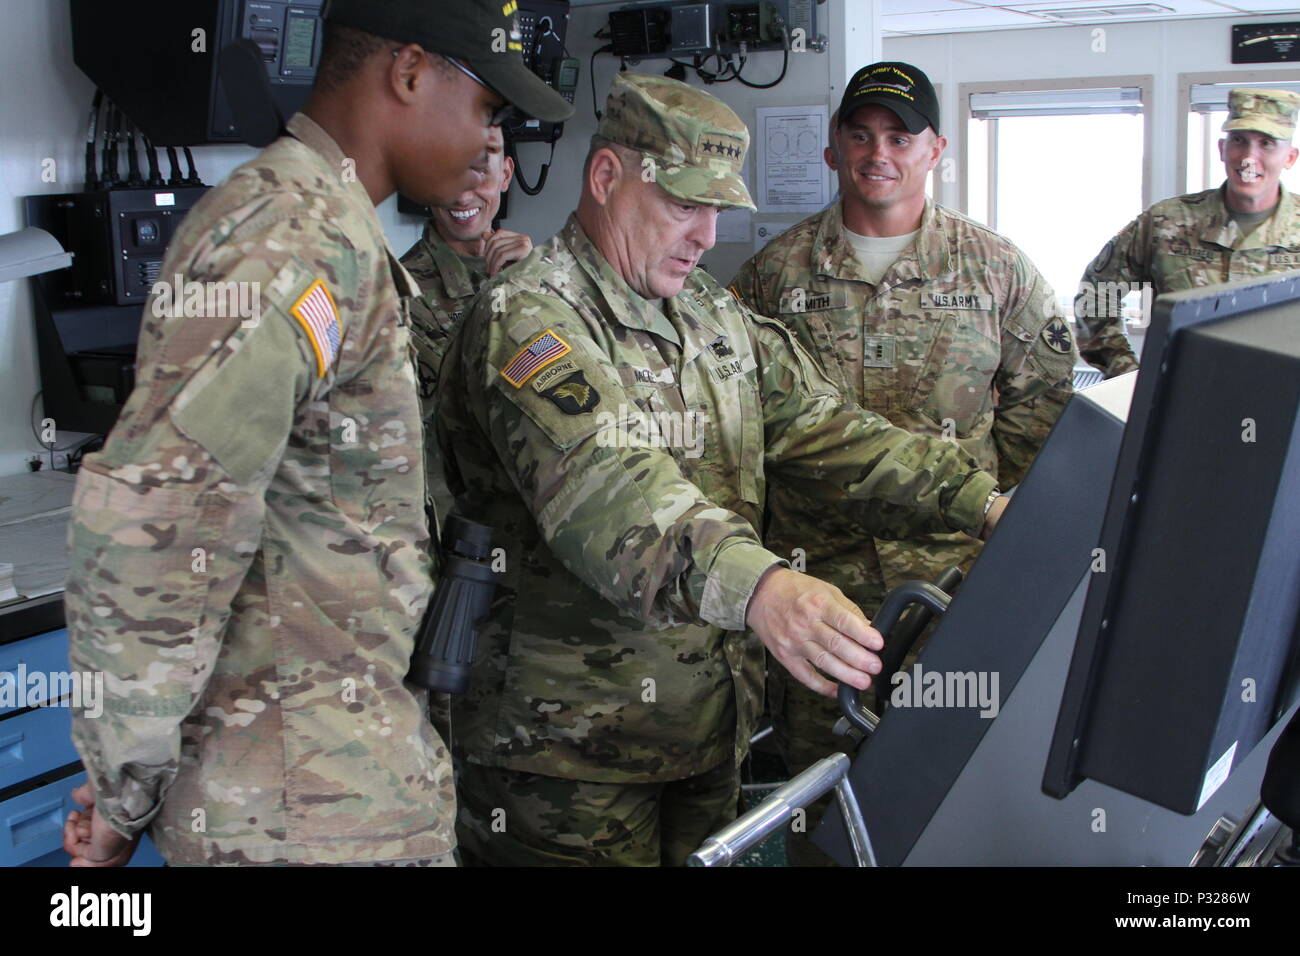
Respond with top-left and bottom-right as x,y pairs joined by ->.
983,488 -> 1001,516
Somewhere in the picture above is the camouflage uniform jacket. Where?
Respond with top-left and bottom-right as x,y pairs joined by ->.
435,214 -> 998,783
1075,183 -> 1300,377
729,199 -> 1075,607
399,222 -> 490,518
64,113 -> 455,865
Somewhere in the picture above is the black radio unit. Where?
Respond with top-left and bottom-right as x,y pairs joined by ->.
71,0 -> 324,146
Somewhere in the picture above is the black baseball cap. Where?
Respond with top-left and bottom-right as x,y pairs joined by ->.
324,0 -> 574,123
837,61 -> 940,135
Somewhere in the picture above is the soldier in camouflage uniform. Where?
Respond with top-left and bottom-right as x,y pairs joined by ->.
59,0 -> 572,867
400,125 -> 532,520
436,72 -> 1006,867
1076,88 -> 1300,377
730,61 -> 1075,865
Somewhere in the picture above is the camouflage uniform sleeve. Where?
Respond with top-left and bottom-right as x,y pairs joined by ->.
748,312 -> 999,539
64,211 -> 342,837
449,290 -> 785,634
991,254 -> 1077,489
727,253 -> 775,316
1074,214 -> 1146,378
408,296 -> 458,396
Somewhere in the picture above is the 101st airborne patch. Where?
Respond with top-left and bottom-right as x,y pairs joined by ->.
541,370 -> 600,414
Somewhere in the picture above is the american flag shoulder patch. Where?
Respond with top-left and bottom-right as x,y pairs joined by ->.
289,279 -> 342,378
500,328 -> 572,387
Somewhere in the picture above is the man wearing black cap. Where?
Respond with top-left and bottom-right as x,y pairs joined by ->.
61,0 -> 571,867
730,60 -> 1074,865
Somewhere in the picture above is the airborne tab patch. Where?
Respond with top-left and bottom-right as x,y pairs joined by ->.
501,328 -> 572,387
290,279 -> 341,378
531,358 -> 580,393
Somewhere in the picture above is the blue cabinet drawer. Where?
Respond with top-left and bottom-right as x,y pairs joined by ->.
0,766 -> 85,866
0,628 -> 71,715
0,704 -> 79,790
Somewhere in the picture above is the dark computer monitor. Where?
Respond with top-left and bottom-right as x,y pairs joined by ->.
1044,271 -> 1300,814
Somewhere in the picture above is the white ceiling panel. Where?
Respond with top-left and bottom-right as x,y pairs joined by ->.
568,0 -> 1300,37
1223,1 -> 1300,11
996,1 -> 1240,14
885,7 -> 1052,31
882,0 -> 984,13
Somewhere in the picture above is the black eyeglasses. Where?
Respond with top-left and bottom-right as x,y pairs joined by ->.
393,49 -> 518,126
443,56 -> 517,127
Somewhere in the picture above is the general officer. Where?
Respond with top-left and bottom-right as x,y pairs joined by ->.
729,60 -> 1075,865
435,72 -> 1007,867
60,0 -> 572,867
400,123 -> 532,520
1076,88 -> 1300,377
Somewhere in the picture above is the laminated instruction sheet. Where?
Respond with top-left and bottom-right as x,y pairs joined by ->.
755,104 -> 832,213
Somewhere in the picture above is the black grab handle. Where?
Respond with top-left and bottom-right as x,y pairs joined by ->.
878,566 -> 964,685
837,574 -> 961,736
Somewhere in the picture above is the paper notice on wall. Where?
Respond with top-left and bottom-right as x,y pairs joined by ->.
755,105 -> 831,214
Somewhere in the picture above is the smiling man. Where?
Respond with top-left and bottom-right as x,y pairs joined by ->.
1076,87 -> 1300,377
435,72 -> 1008,866
401,124 -> 531,517
729,60 -> 1074,865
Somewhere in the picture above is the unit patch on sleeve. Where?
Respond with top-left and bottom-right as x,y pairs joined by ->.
541,370 -> 600,414
1042,319 -> 1074,353
500,328 -> 572,387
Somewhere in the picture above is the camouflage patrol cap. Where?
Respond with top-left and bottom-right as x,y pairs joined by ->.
596,72 -> 756,210
1222,88 -> 1300,141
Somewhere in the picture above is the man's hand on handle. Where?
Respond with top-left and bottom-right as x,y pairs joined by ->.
63,780 -> 139,867
746,567 -> 883,698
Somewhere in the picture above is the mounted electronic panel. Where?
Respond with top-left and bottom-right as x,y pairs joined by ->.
509,1 -> 578,144
25,187 -> 211,436
607,0 -> 823,58
71,0 -> 324,146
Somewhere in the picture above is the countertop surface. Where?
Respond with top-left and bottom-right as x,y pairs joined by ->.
0,470 -> 76,603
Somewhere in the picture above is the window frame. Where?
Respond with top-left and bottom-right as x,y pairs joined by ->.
958,74 -> 1154,225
